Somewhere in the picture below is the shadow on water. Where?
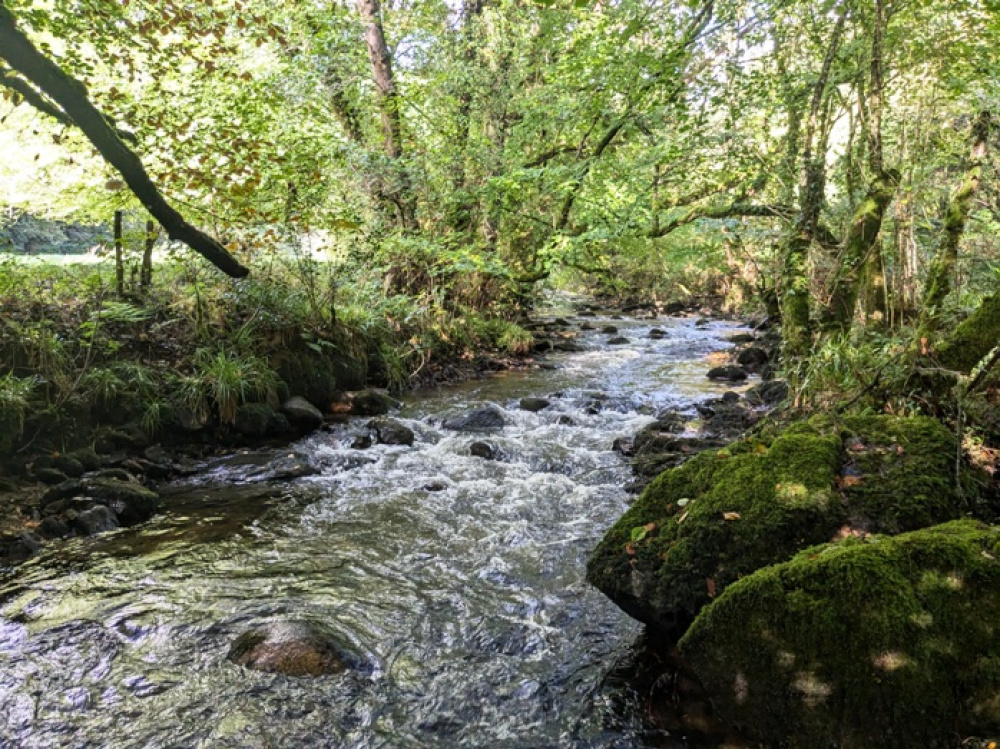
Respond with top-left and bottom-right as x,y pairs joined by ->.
0,315 -> 759,748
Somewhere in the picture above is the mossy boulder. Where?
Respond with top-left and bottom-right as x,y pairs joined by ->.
678,521 -> 1000,748
274,350 -> 366,411
587,415 -> 974,635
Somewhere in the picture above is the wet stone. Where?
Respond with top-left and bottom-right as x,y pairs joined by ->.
74,505 -> 120,536
607,337 -> 630,345
367,418 -> 415,446
706,365 -> 747,382
648,329 -> 667,339
35,468 -> 69,485
601,325 -> 619,334
519,397 -> 551,413
227,620 -> 349,678
470,441 -> 500,460
443,407 -> 506,431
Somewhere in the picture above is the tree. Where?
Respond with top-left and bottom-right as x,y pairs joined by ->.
0,1 -> 249,277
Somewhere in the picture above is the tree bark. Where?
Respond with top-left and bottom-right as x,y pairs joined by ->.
114,209 -> 125,295
141,219 -> 156,291
936,291 -> 1000,374
919,110 -> 991,336
821,169 -> 900,334
0,3 -> 249,278
779,8 -> 847,355
357,0 -> 417,231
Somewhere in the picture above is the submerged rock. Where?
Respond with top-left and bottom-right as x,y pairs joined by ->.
680,521 -> 1000,748
587,415 -> 978,636
443,406 -> 506,431
227,620 -> 349,677
608,336 -> 630,345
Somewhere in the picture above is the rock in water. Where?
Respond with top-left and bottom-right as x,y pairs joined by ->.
706,365 -> 747,382
349,390 -> 400,417
367,417 -> 415,446
470,441 -> 500,460
680,521 -> 1000,748
442,406 -> 506,431
519,397 -> 551,412
281,396 -> 324,432
227,621 -> 348,677
587,415 -> 973,636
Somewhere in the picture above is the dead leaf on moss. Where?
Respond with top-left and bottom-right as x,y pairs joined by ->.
722,512 -> 741,521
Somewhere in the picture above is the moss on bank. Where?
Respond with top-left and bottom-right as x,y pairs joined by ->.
678,520 -> 1000,748
587,415 -> 977,636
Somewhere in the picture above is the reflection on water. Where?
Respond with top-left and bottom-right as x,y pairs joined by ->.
0,316 -> 750,748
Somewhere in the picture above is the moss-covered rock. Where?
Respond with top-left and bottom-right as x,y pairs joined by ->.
678,521 -> 1000,748
587,415 -> 974,636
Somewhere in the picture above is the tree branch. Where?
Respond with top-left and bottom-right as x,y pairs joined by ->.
0,3 -> 248,277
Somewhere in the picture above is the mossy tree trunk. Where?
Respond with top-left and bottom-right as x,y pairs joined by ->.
919,110 -> 991,338
822,170 -> 900,334
778,9 -> 846,357
936,291 -> 1000,374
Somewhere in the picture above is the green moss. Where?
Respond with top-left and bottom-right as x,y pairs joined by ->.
937,291 -> 1000,373
587,430 -> 843,633
679,521 -> 1000,748
587,415 -> 977,636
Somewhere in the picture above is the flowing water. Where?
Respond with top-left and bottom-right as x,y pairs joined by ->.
0,315 -> 750,749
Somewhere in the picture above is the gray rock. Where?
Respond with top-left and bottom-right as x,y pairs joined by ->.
648,328 -> 667,339
706,365 -> 747,382
443,406 -> 506,431
607,336 -> 630,345
51,456 -> 86,478
367,418 -> 415,446
39,515 -> 72,538
235,403 -> 290,439
601,325 -> 619,334
351,434 -> 373,450
519,397 -> 551,413
74,505 -> 120,535
349,390 -> 400,417
281,396 -> 324,432
35,468 -> 69,485
745,380 -> 789,407
470,441 -> 499,460
736,346 -> 769,372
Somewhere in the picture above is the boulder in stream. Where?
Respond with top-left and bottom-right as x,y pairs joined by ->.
706,365 -> 747,382
588,415 -> 979,636
367,417 -> 415,446
443,406 -> 506,431
281,396 -> 324,432
227,620 -> 349,677
470,440 -> 500,460
349,390 -> 401,417
519,397 -> 551,412
679,520 -> 1000,748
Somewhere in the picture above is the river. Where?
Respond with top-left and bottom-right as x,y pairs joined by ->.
0,314 -> 748,748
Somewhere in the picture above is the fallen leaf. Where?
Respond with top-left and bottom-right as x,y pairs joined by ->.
625,542 -> 635,556
840,475 -> 863,488
722,512 -> 741,521
706,577 -> 716,597
677,510 -> 689,525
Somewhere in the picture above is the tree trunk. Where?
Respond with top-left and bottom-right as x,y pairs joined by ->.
778,9 -> 847,356
141,219 -> 156,292
0,3 -> 248,278
114,209 -> 125,296
936,291 -> 1000,374
357,0 -> 418,231
919,110 -> 991,335
822,170 -> 900,334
